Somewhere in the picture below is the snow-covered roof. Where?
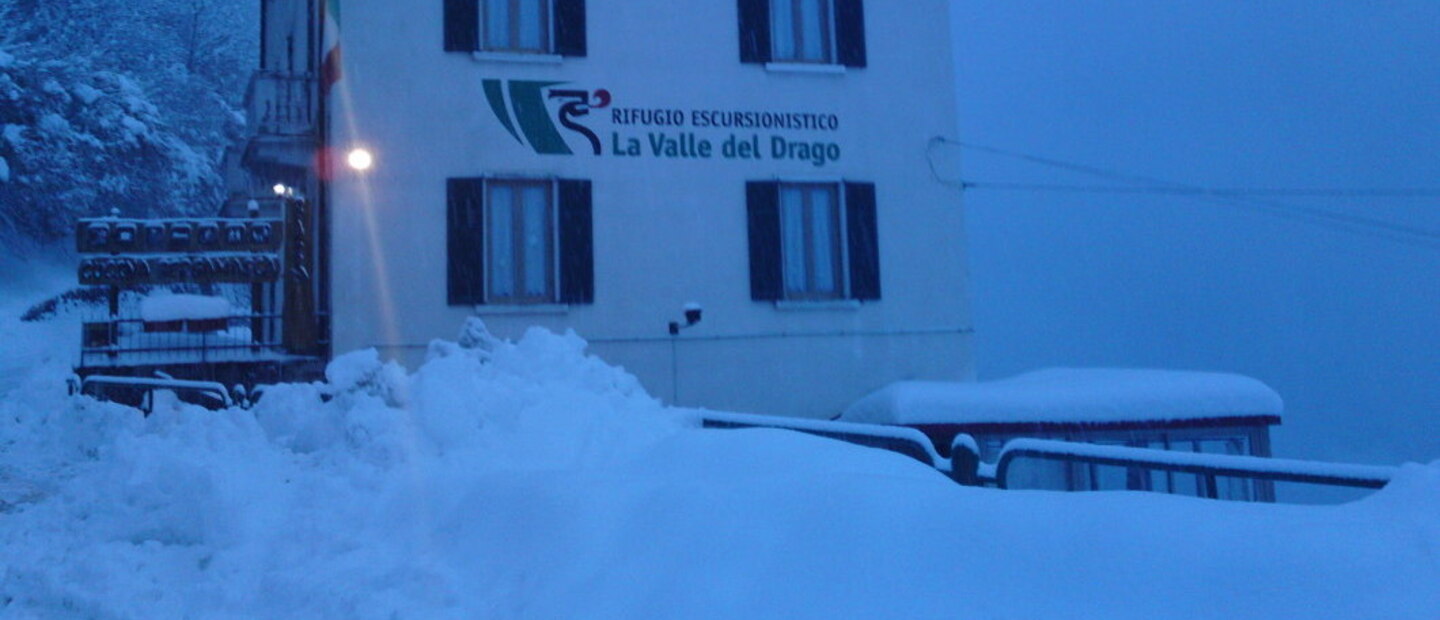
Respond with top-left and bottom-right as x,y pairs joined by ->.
138,294 -> 234,322
840,368 -> 1283,428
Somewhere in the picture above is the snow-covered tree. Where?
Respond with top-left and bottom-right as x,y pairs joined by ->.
0,0 -> 255,250
0,47 -> 215,242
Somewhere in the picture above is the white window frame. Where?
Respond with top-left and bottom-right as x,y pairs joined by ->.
778,181 -> 848,301
480,0 -> 552,54
485,178 -> 558,305
770,0 -> 836,64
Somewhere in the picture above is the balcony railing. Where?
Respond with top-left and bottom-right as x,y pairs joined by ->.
80,314 -> 288,368
246,71 -> 316,138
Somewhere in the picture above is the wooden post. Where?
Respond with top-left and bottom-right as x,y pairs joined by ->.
282,197 -> 318,356
106,285 -> 120,360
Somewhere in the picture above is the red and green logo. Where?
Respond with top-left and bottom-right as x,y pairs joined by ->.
484,80 -> 612,156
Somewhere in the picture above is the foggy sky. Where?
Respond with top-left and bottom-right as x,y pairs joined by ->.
950,1 -> 1440,466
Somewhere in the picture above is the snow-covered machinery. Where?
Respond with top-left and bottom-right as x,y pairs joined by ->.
697,407 -> 1396,503
677,368 -> 1393,503
73,197 -> 325,393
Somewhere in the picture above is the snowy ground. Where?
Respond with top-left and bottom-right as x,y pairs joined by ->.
1,271 -> 1437,618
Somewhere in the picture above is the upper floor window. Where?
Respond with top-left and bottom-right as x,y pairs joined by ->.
738,0 -> 866,68
483,0 -> 550,53
444,0 -> 587,57
771,0 -> 832,64
747,180 -> 881,303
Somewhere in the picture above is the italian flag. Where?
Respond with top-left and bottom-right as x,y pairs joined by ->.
321,0 -> 342,94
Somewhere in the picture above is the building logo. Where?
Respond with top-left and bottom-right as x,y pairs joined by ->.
483,79 -> 846,167
483,80 -> 612,156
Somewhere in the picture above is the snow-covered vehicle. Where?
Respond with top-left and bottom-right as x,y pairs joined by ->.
75,375 -> 235,415
693,369 -> 1396,502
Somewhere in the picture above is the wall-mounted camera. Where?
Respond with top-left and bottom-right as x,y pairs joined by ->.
669,302 -> 703,336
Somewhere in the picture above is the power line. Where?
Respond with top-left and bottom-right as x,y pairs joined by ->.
945,140 -> 1440,250
960,182 -> 1440,198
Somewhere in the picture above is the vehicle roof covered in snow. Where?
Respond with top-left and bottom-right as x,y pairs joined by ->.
840,368 -> 1284,427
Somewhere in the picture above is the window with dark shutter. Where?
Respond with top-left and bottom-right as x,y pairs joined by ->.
483,0 -> 550,53
834,0 -> 866,68
779,183 -> 844,300
553,0 -> 587,57
486,180 -> 555,303
446,0 -> 585,56
447,178 -> 485,305
740,0 -> 865,68
557,179 -> 594,304
444,0 -> 480,52
746,181 -> 783,300
748,180 -> 881,303
844,181 -> 880,300
737,0 -> 773,64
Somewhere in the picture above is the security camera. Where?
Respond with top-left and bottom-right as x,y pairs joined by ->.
683,302 -> 702,327
669,302 -> 704,336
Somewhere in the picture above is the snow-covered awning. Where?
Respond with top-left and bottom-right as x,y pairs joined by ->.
840,368 -> 1283,428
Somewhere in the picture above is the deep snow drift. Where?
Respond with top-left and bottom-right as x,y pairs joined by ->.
1,310 -> 1438,617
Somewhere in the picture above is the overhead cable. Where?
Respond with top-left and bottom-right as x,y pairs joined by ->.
946,140 -> 1440,249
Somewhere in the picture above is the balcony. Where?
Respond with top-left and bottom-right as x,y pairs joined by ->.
247,70 -> 316,137
242,71 -> 318,170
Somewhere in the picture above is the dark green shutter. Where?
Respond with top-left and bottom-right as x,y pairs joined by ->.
747,181 -> 783,301
554,0 -> 587,57
845,181 -> 880,300
558,179 -> 594,304
835,0 -> 867,68
444,0 -> 479,52
738,0 -> 772,64
447,178 -> 485,305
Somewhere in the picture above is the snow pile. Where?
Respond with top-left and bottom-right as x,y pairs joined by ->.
843,367 -> 1284,426
138,294 -> 235,322
0,315 -> 1437,617
0,260 -> 79,395
0,320 -> 678,617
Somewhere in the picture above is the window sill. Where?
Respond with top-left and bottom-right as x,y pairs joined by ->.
473,304 -> 570,316
774,300 -> 862,311
471,51 -> 564,65
764,62 -> 847,75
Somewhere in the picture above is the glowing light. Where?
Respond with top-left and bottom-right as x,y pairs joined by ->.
272,183 -> 289,196
347,148 -> 375,171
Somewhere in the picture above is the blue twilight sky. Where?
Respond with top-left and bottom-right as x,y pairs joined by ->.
950,1 -> 1440,466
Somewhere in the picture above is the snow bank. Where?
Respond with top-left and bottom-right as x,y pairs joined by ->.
842,368 -> 1284,426
138,294 -> 235,322
0,312 -> 1436,618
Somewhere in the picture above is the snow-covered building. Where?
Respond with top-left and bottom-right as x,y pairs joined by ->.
243,0 -> 972,417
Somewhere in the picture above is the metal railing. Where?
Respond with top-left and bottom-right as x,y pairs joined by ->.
245,71 -> 316,137
80,314 -> 286,367
694,410 -> 963,477
989,438 -> 1395,499
693,417 -> 1393,502
77,375 -> 234,414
